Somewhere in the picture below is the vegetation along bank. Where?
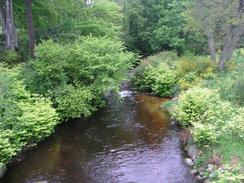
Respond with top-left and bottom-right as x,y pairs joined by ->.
132,51 -> 244,182
0,0 -> 244,182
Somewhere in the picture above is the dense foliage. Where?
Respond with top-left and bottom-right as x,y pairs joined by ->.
23,36 -> 134,120
0,0 -> 243,182
0,65 -> 59,166
124,0 -> 186,55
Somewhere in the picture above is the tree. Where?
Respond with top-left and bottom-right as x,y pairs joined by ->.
0,0 -> 18,49
25,0 -> 35,58
219,0 -> 244,70
195,0 -> 216,62
187,0 -> 244,70
123,0 -> 186,55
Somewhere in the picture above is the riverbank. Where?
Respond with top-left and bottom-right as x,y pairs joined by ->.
132,51 -> 244,182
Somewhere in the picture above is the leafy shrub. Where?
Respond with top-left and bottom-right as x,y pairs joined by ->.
209,71 -> 244,106
54,85 -> 97,119
192,123 -> 218,147
0,65 -> 59,166
178,72 -> 202,90
0,130 -> 18,166
211,165 -> 243,183
224,108 -> 244,141
132,63 -> 177,97
24,36 -> 135,119
147,51 -> 178,68
234,74 -> 244,106
151,63 -> 177,97
175,87 -> 220,127
16,97 -> 59,143
0,50 -> 22,64
176,56 -> 215,77
175,87 -> 237,128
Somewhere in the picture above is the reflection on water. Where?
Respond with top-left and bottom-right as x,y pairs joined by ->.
0,92 -> 195,183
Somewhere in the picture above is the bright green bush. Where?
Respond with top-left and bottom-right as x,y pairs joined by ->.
54,85 -> 97,119
175,87 -> 220,127
192,123 -> 218,147
0,65 -> 59,166
0,130 -> 18,166
175,87 -> 237,128
24,36 -> 135,120
151,63 -> 177,97
16,97 -> 59,143
132,61 -> 178,97
132,65 -> 157,92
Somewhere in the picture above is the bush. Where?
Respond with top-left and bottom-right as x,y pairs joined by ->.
178,72 -> 202,90
176,56 -> 215,77
132,65 -> 156,92
0,130 -> 18,166
147,51 -> 178,68
175,87 -> 220,127
224,108 -> 244,141
0,65 -> 59,166
211,165 -> 243,183
209,71 -> 244,106
54,85 -> 97,119
151,63 -> 178,97
24,36 -> 135,119
16,97 -> 59,143
234,74 -> 244,106
0,50 -> 22,64
132,62 -> 178,97
192,123 -> 218,147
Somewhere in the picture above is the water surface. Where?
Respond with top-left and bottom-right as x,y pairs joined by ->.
1,92 -> 195,183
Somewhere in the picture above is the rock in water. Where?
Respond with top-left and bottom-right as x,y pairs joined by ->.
119,90 -> 133,98
185,158 -> 194,166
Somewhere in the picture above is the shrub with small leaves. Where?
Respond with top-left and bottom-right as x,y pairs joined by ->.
224,108 -> 244,141
211,164 -> 243,183
175,87 -> 220,127
192,123 -> 218,147
0,64 -> 59,166
54,85 -> 97,120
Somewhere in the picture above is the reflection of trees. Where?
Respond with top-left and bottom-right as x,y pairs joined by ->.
135,94 -> 170,146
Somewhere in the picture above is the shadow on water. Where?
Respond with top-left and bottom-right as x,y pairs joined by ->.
0,92 -> 196,183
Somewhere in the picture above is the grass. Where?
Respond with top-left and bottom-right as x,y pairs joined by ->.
214,137 -> 244,167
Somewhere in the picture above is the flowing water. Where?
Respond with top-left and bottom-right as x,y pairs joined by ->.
0,91 -> 195,183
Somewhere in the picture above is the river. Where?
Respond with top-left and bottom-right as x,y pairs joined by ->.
0,91 -> 195,183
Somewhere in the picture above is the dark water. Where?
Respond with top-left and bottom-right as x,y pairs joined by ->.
1,92 -> 195,183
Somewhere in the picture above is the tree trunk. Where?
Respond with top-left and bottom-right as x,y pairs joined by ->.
218,0 -> 244,71
196,0 -> 216,63
219,26 -> 244,71
0,0 -> 18,49
25,0 -> 35,58
206,30 -> 216,62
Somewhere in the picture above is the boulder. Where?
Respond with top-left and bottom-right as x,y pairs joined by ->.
185,158 -> 194,166
187,144 -> 198,161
